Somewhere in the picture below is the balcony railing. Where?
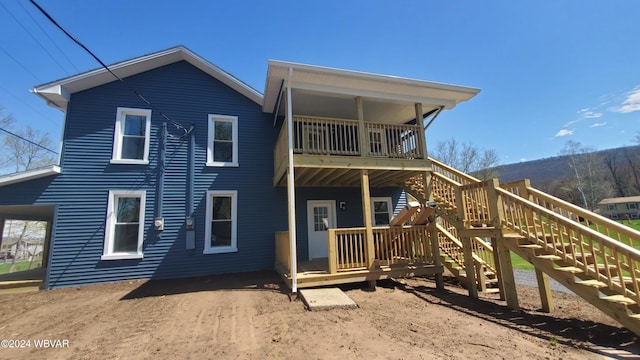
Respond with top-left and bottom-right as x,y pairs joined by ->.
289,116 -> 425,159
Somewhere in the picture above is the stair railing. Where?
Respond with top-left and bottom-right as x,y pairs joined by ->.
496,185 -> 640,304
502,179 -> 640,249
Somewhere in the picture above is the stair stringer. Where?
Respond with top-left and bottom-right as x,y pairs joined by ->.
501,232 -> 640,336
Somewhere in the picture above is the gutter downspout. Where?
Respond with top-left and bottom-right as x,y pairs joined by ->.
156,123 -> 167,232
286,67 -> 298,294
185,126 -> 196,250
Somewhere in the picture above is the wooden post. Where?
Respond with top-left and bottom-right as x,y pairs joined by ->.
487,178 -> 519,310
429,224 -> 444,289
490,238 -> 506,300
361,169 -> 375,269
356,97 -> 366,157
327,229 -> 338,274
0,218 -> 4,257
461,236 -> 478,298
415,103 -> 428,159
535,268 -> 554,312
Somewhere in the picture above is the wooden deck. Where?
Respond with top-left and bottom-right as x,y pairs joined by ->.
275,224 -> 443,290
276,258 -> 443,289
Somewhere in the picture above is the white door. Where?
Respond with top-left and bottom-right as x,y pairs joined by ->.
307,200 -> 336,259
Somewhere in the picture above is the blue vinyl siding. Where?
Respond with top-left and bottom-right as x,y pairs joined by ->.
0,61 -> 281,288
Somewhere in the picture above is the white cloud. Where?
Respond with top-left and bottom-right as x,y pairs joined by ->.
520,158 -> 527,162
577,108 -> 603,118
589,122 -> 607,128
555,129 -> 574,137
564,120 -> 578,127
615,88 -> 640,113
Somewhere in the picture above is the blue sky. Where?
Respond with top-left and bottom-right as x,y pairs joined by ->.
1,0 -> 639,164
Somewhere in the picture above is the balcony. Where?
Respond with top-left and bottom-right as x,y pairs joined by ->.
274,115 -> 430,187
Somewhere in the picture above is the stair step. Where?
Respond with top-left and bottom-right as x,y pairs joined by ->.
576,279 -> 608,288
536,254 -> 562,261
518,244 -> 543,250
555,266 -> 583,274
601,295 -> 637,305
485,288 -> 501,294
629,313 -> 640,319
502,232 -> 524,239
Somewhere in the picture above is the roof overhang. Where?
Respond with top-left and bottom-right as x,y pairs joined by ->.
31,46 -> 263,110
0,165 -> 61,188
263,60 -> 480,122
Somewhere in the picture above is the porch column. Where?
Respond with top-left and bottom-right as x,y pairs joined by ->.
286,67 -> 298,294
356,97 -> 365,156
416,103 -> 432,203
415,103 -> 428,159
361,170 -> 375,269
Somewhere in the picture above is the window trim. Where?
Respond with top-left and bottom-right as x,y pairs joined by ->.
207,114 -> 239,167
204,190 -> 238,254
371,197 -> 393,226
102,190 -> 146,260
111,107 -> 152,165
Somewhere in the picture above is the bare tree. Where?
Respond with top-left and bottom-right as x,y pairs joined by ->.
433,138 -> 500,179
603,149 -> 627,197
559,140 -> 609,210
0,106 -> 56,174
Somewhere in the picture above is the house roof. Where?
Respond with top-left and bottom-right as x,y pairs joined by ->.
263,60 -> 480,122
599,196 -> 640,205
0,165 -> 61,188
31,46 -> 263,110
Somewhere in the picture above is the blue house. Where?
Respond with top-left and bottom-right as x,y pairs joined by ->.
0,46 -> 479,292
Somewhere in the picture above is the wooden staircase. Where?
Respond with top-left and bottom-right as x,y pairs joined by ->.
410,157 -> 640,336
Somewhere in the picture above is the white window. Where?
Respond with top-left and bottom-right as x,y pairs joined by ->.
207,114 -> 238,167
371,197 -> 392,226
111,108 -> 151,164
204,190 -> 238,254
627,203 -> 637,210
607,204 -> 616,211
102,190 -> 146,260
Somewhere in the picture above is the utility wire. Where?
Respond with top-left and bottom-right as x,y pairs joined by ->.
28,0 -> 193,139
0,46 -> 43,83
14,0 -> 81,73
0,1 -> 71,75
0,127 -> 58,154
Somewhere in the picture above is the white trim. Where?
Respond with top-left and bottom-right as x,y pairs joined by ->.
206,114 -> 239,167
371,197 -> 392,226
102,190 -> 146,260
203,190 -> 238,254
0,165 -> 61,187
31,46 -> 263,111
111,107 -> 151,164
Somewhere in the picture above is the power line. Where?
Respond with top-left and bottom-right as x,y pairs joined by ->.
0,126 -> 58,154
14,0 -> 81,73
28,0 -> 193,139
0,46 -> 43,83
0,1 -> 71,75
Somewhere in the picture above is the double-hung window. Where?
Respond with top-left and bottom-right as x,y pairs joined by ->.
102,190 -> 146,260
204,190 -> 238,254
207,114 -> 238,167
371,197 -> 392,226
111,107 -> 151,164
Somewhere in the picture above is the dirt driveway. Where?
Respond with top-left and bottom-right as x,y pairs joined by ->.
0,271 -> 637,359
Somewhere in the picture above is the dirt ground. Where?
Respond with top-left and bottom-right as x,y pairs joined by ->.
0,271 -> 638,360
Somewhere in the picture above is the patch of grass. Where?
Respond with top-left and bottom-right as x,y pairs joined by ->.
0,261 -> 40,275
549,336 -> 558,347
510,253 -> 534,270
